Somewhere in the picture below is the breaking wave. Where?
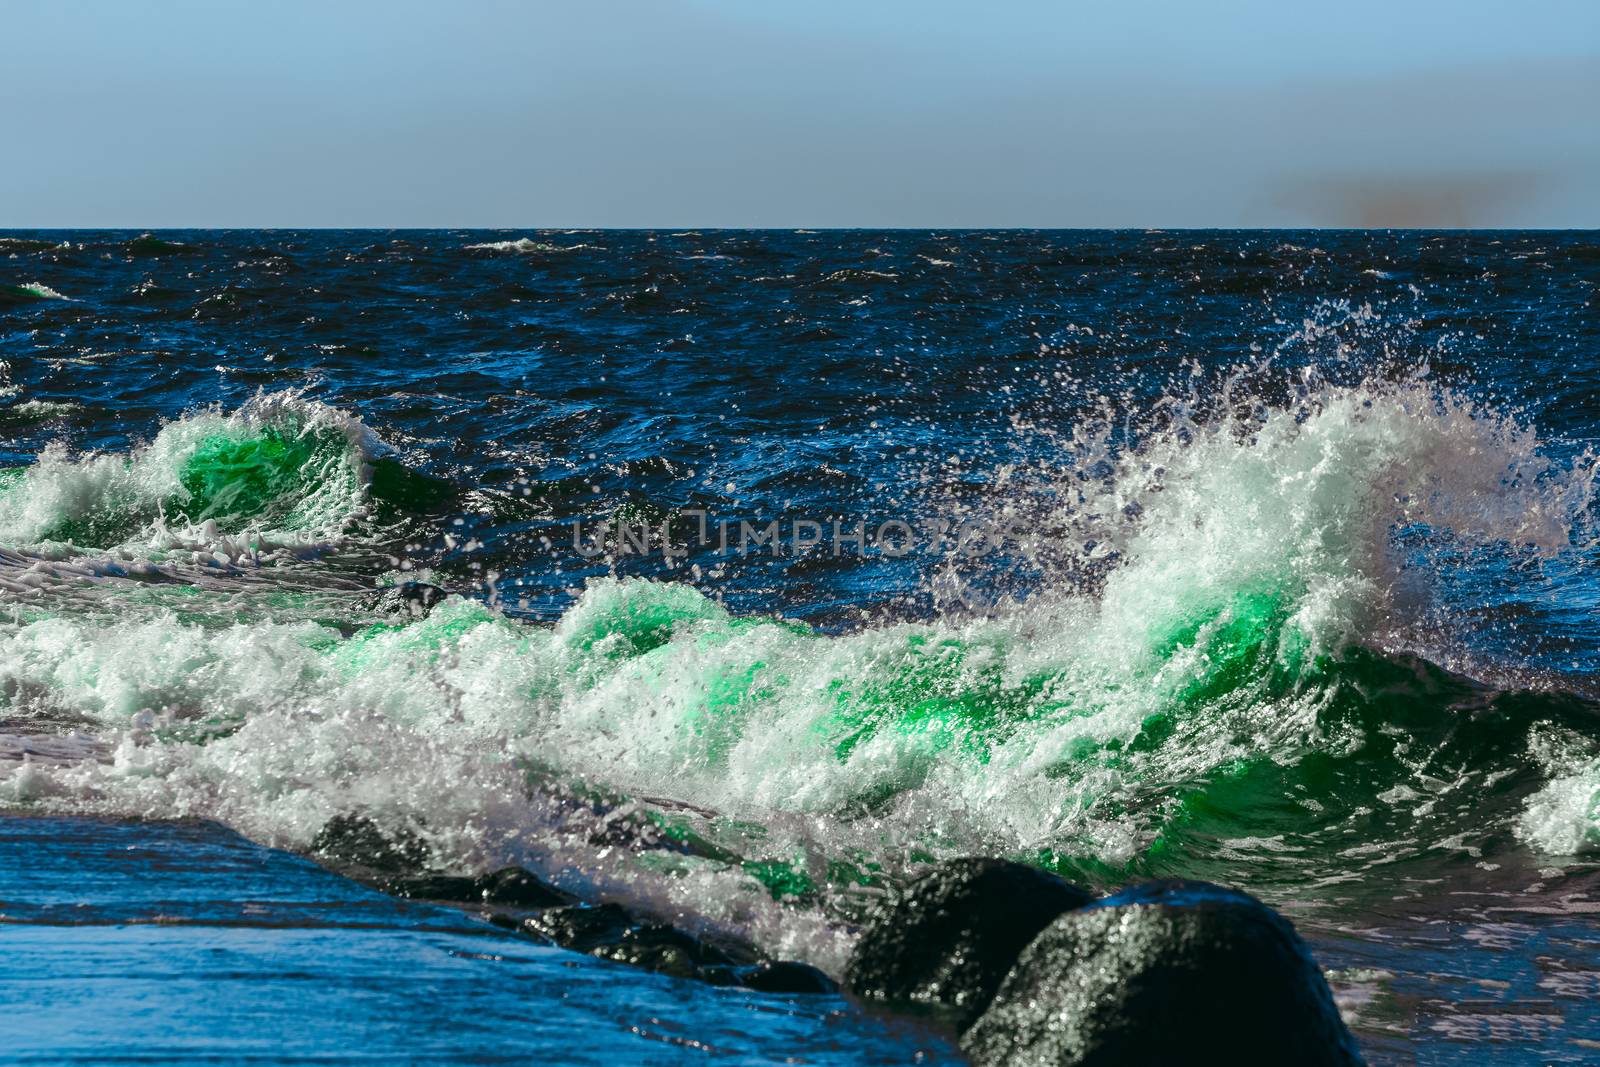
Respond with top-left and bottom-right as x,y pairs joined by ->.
1,371 -> 1596,968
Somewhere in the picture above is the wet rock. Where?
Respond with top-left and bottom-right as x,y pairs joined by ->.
383,873 -> 479,901
594,924 -> 731,980
520,903 -> 737,982
962,880 -> 1365,1067
696,965 -> 743,987
311,814 -> 429,873
520,902 -> 632,948
368,582 -> 448,619
381,866 -> 569,908
737,960 -> 839,994
477,866 -> 569,907
845,857 -> 1095,1030
374,863 -> 828,993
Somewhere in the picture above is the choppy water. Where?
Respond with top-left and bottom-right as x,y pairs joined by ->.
3,229 -> 1600,1063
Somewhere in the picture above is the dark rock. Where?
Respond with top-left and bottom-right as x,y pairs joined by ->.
382,865 -> 568,907
845,857 -> 1095,1030
368,582 -> 448,620
697,965 -> 743,987
520,903 -> 736,981
383,873 -> 479,901
478,866 -> 569,908
311,814 -> 429,873
961,880 -> 1365,1067
521,902 -> 633,950
737,960 -> 839,994
594,924 -> 732,980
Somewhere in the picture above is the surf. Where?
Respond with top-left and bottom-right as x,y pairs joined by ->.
2,362 -> 1596,967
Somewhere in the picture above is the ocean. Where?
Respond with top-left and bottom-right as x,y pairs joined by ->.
2,228 -> 1598,1064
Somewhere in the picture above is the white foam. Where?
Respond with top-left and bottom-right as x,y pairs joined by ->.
1518,727 -> 1600,856
1,368 -> 1594,965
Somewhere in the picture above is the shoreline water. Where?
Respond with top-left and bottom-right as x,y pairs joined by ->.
0,812 -> 960,1065
10,807 -> 1600,1064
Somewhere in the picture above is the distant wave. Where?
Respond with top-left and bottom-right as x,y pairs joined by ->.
465,238 -> 598,254
0,237 -> 68,254
0,282 -> 71,303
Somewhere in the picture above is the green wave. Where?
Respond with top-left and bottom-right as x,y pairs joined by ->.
0,395 -> 450,552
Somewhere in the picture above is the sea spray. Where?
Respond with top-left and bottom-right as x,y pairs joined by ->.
1516,726 -> 1600,855
2,367 -> 1596,966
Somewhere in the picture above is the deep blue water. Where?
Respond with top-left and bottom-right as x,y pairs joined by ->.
2,229 -> 1600,1063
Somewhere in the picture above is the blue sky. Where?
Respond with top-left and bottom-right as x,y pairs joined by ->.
3,0 -> 1596,226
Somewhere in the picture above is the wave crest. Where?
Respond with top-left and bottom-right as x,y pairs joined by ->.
0,392 -> 380,553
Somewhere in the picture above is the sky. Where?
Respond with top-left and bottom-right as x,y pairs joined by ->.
2,0 -> 1596,227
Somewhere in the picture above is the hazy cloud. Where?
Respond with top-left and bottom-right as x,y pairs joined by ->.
1271,173 -> 1546,229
